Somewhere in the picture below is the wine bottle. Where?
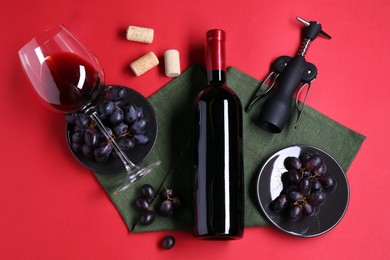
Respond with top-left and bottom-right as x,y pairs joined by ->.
193,29 -> 244,239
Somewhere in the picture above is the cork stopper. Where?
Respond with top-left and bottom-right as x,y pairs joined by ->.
130,51 -> 159,76
126,25 -> 154,44
164,49 -> 181,77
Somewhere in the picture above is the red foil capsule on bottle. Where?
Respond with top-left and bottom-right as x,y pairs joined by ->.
206,29 -> 226,72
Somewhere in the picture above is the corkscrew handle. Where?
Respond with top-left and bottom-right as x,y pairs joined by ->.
256,56 -> 307,132
296,17 -> 331,41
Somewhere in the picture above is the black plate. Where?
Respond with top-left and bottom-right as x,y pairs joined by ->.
256,145 -> 349,237
66,85 -> 158,174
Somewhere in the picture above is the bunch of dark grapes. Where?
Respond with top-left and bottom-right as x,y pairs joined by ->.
160,188 -> 181,216
134,185 -> 181,225
270,152 -> 337,221
135,185 -> 178,248
66,86 -> 150,163
135,184 -> 157,225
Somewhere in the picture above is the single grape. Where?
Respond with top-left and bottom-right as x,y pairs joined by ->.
125,105 -> 139,123
113,123 -> 129,136
281,184 -> 298,195
98,100 -> 115,116
131,118 -> 147,134
299,152 -> 312,165
137,107 -> 144,118
284,156 -> 302,170
319,174 -> 337,191
84,128 -> 99,147
109,87 -> 126,101
160,200 -> 174,216
310,179 -> 323,192
71,142 -> 82,152
139,211 -> 155,225
65,113 -> 77,124
81,144 -> 93,158
313,163 -> 327,177
304,154 -> 323,171
75,114 -> 90,129
133,134 -> 149,144
302,202 -> 315,216
109,108 -> 124,125
288,205 -> 303,221
302,170 -> 311,178
117,137 -> 135,150
270,194 -> 288,213
288,191 -> 304,202
299,178 -> 311,195
308,191 -> 327,206
140,184 -> 155,199
135,197 -> 151,211
71,131 -> 84,144
281,171 -> 289,185
93,142 -> 113,162
171,197 -> 181,208
286,169 -> 301,184
161,235 -> 175,250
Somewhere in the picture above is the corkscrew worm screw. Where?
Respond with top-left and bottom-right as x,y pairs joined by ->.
246,17 -> 331,133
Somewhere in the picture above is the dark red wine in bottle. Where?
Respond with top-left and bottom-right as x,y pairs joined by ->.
193,29 -> 244,239
41,52 -> 101,113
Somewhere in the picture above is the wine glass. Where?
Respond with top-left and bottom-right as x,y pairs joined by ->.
18,25 -> 160,193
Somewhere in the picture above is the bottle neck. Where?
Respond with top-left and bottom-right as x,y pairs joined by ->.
207,70 -> 226,84
206,29 -> 226,84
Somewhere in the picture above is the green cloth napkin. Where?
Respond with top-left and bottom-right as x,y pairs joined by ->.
94,65 -> 365,233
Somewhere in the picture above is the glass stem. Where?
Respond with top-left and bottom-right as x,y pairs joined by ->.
89,111 -> 137,173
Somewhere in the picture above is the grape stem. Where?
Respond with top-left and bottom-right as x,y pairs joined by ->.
294,198 -> 307,206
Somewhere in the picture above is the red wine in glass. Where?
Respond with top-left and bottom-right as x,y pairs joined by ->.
41,52 -> 102,113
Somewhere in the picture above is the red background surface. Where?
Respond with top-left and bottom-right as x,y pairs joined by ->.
1,0 -> 389,259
